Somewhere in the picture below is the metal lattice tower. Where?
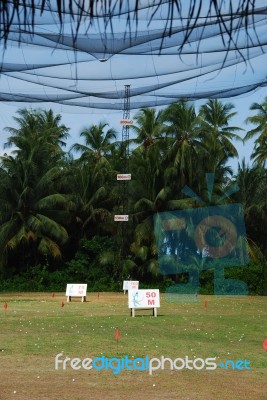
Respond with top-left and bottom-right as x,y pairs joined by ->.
114,85 -> 131,263
120,84 -> 130,214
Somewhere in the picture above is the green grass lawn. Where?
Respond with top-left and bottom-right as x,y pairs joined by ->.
0,292 -> 266,400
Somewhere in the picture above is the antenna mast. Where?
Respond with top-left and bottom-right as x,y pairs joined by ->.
114,85 -> 131,261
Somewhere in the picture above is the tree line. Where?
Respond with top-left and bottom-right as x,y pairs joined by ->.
0,99 -> 266,293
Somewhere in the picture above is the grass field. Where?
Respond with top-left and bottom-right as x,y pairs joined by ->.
0,292 -> 266,400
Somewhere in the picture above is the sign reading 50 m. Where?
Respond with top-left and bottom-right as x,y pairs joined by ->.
128,289 -> 160,308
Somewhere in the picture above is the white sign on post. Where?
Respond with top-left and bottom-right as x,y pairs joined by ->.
117,174 -> 131,181
66,284 -> 87,302
114,215 -> 129,221
123,280 -> 139,293
128,289 -> 160,317
120,119 -> 133,125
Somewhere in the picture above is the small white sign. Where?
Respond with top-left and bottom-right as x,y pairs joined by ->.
114,215 -> 129,221
128,289 -> 160,308
66,284 -> 87,302
123,280 -> 139,291
120,119 -> 133,125
117,174 -> 131,180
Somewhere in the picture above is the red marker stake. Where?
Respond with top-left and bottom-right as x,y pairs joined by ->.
204,300 -> 208,310
263,338 -> 267,351
115,328 -> 121,353
3,302 -> 8,315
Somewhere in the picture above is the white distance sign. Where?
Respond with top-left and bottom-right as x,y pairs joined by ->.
123,280 -> 139,291
66,284 -> 87,301
128,289 -> 160,308
117,174 -> 131,180
114,215 -> 129,221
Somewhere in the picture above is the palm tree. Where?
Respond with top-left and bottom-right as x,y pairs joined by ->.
0,108 -> 72,271
233,159 -> 265,220
0,155 -> 70,270
129,145 -> 173,276
233,159 -> 267,265
37,109 -> 70,149
245,97 -> 267,166
199,99 -> 242,168
250,140 -> 267,167
69,121 -> 118,238
161,100 -> 204,186
70,121 -> 117,163
4,108 -> 69,163
245,97 -> 267,142
130,107 -> 165,152
67,158 -> 113,239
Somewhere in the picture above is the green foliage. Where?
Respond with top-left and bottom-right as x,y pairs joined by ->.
198,262 -> 266,295
0,105 -> 266,296
225,262 -> 266,295
0,264 -> 67,292
65,236 -> 120,291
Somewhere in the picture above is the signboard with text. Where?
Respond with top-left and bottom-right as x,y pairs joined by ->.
128,289 -> 160,309
123,280 -> 139,291
66,284 -> 87,302
114,215 -> 129,221
120,119 -> 133,125
117,174 -> 131,180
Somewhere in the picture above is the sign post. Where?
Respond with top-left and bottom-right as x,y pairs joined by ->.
120,119 -> 133,125
123,280 -> 139,294
65,284 -> 87,302
114,215 -> 129,221
117,174 -> 131,181
128,289 -> 160,317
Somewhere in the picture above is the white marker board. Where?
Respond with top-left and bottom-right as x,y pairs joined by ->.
123,280 -> 139,291
128,289 -> 160,308
66,284 -> 87,302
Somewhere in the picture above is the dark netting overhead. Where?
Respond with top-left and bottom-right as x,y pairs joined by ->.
0,0 -> 267,111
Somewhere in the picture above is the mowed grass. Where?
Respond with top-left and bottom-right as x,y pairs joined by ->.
0,292 -> 266,400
